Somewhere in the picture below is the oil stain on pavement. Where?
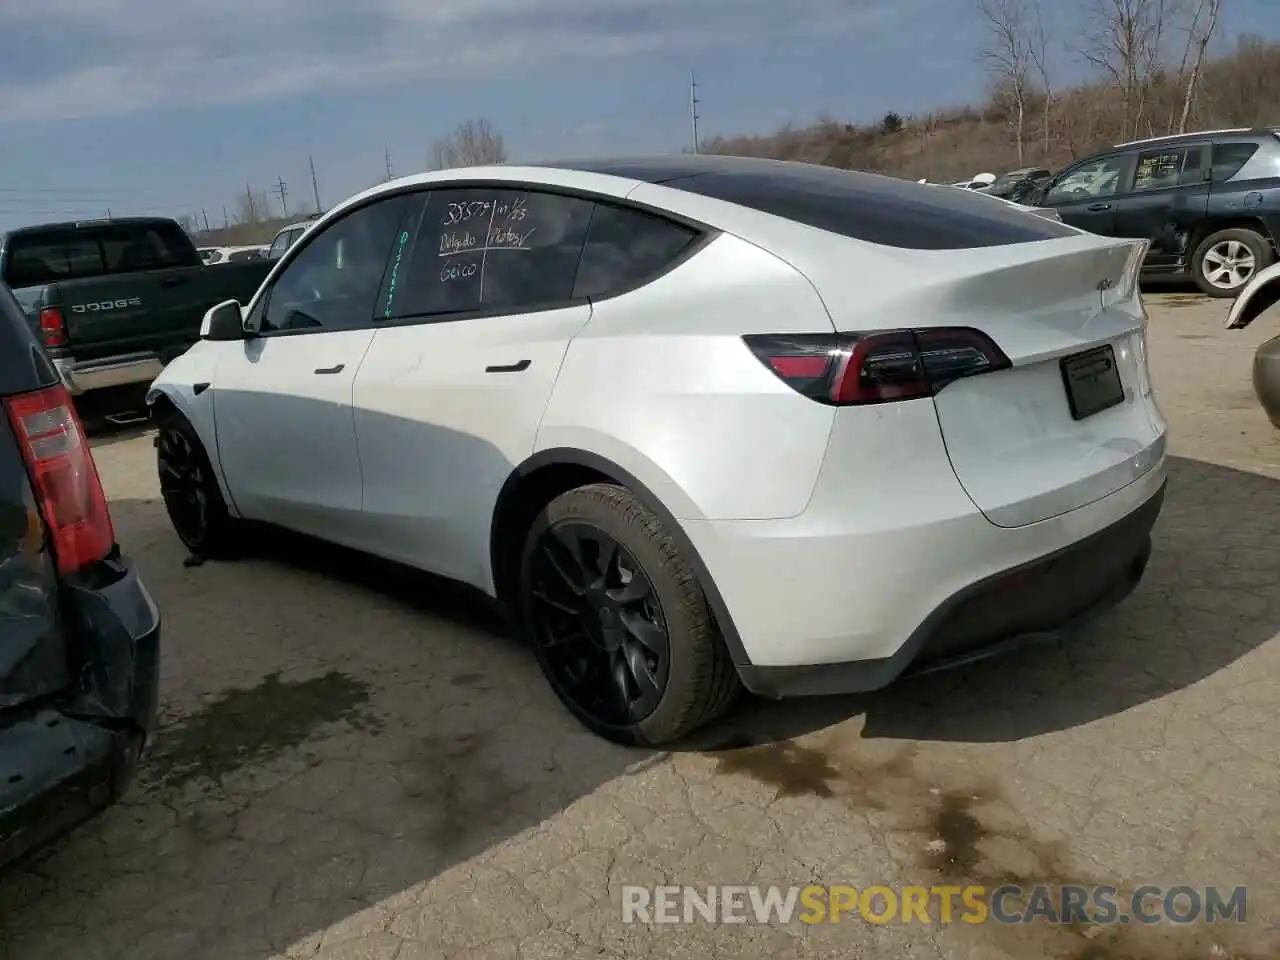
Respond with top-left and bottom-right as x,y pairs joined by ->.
709,736 -> 1271,960
141,670 -> 382,792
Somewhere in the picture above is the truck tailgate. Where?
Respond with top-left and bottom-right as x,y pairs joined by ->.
48,260 -> 270,363
51,267 -> 205,363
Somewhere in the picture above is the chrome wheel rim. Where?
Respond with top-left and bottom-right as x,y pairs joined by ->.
1203,240 -> 1257,291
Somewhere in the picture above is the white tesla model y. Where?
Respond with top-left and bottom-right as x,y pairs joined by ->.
148,155 -> 1167,745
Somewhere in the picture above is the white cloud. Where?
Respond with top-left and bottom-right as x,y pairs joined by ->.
0,0 -> 914,122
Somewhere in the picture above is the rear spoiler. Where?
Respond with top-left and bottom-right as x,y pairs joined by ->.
1225,261 -> 1280,330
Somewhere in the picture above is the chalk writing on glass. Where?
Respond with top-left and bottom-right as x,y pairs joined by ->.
442,200 -> 493,226
439,230 -> 480,255
439,260 -> 480,283
487,224 -> 537,249
436,224 -> 538,257
382,229 -> 411,317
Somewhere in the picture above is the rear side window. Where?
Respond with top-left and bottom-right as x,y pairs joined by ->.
662,163 -> 1076,249
573,205 -> 697,299
2,222 -> 192,287
382,188 -> 593,319
1211,142 -> 1260,182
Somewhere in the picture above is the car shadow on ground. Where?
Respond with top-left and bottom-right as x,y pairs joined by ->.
1,455 -> 1273,959
0,493 -> 651,959
705,454 -> 1280,746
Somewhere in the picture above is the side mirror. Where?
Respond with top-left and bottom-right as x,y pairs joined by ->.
200,300 -> 246,341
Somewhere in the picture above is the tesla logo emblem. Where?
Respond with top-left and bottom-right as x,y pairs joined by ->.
1097,278 -> 1114,291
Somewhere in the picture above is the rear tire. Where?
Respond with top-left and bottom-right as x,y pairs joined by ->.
517,483 -> 740,746
154,409 -> 244,559
1191,228 -> 1274,298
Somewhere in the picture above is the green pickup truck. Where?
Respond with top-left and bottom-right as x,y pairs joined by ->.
0,217 -> 272,412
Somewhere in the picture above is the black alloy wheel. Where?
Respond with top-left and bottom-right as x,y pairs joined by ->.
527,520 -> 672,727
157,423 -> 211,550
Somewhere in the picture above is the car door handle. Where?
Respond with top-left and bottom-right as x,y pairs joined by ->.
485,359 -> 531,373
159,275 -> 188,288
314,363 -> 345,374
1088,203 -> 1112,212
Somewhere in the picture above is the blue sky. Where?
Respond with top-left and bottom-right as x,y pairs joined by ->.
0,0 -> 1274,233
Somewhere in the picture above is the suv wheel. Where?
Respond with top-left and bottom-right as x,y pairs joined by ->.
517,483 -> 740,746
1191,228 -> 1274,298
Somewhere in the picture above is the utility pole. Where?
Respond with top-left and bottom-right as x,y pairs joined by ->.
222,205 -> 229,228
384,145 -> 393,182
106,207 -> 112,218
246,185 -> 256,222
201,207 -> 211,231
275,176 -> 289,217
689,71 -> 700,154
309,155 -> 322,212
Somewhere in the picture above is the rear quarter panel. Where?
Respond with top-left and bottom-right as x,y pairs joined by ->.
537,232 -> 838,521
1206,177 -> 1280,249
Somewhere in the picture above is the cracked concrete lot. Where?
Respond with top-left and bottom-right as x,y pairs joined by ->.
2,292 -> 1279,960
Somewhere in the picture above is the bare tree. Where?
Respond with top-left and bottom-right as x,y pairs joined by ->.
977,0 -> 1034,163
235,190 -> 271,224
1080,0 -> 1180,141
1175,0 -> 1224,133
428,118 -> 509,170
1027,0 -> 1055,157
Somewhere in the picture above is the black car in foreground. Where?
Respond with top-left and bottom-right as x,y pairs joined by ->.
0,282 -> 159,869
1028,127 -> 1280,297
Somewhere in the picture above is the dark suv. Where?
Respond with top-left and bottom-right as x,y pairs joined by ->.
1030,127 -> 1280,297
0,282 -> 160,868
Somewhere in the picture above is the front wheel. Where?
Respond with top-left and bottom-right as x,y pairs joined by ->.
517,483 -> 740,746
1191,228 -> 1274,298
155,410 -> 243,558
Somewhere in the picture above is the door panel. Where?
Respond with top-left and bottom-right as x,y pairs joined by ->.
1041,154 -> 1134,236
349,184 -> 597,588
353,306 -> 591,587
214,330 -> 373,542
1110,143 -> 1210,268
210,192 -> 410,543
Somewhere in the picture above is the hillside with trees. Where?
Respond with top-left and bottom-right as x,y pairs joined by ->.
704,1 -> 1277,182
188,0 -> 1278,246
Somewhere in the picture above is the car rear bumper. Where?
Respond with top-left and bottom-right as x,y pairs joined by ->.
0,554 -> 160,869
53,352 -> 165,396
685,451 -> 1166,696
737,482 -> 1162,697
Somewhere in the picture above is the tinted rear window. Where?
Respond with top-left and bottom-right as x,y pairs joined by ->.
660,163 -> 1077,249
2,221 -> 193,287
1211,142 -> 1260,182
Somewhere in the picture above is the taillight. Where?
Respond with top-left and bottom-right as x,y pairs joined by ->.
743,328 -> 1011,406
38,307 -> 68,348
4,384 -> 114,574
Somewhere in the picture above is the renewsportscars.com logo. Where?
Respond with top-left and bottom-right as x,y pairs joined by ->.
621,884 -> 1247,926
